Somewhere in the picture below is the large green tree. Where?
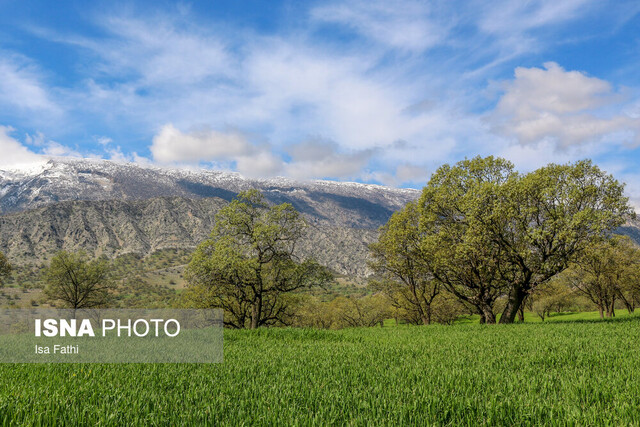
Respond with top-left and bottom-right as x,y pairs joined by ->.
418,157 -> 632,324
489,160 -> 632,323
369,201 -> 441,325
44,251 -> 116,313
418,156 -> 514,323
185,190 -> 333,329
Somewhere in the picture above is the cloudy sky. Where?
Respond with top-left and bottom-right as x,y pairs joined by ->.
0,0 -> 639,202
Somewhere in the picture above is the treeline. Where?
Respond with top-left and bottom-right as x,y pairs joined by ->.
0,156 -> 637,328
367,156 -> 635,324
181,156 -> 636,327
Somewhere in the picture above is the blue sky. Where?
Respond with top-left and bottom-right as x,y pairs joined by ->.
0,0 -> 639,203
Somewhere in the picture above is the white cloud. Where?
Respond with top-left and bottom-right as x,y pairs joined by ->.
236,151 -> 283,178
492,62 -> 640,148
395,164 -> 428,183
41,141 -> 82,157
148,123 -> 283,178
478,0 -> 592,36
621,174 -> 640,213
36,9 -> 471,161
497,140 -> 583,172
0,55 -> 59,114
466,0 -> 596,74
242,39 -> 454,153
104,145 -> 151,165
150,124 -> 251,164
6,2 -> 639,189
284,139 -> 374,180
69,14 -> 234,87
24,131 -> 82,158
0,125 -> 154,169
24,131 -> 47,147
0,126 -> 43,168
148,126 -> 374,180
311,0 -> 451,52
363,163 -> 429,187
97,136 -> 113,146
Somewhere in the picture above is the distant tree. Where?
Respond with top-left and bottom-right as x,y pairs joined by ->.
418,157 -> 632,324
613,238 -> 640,313
332,294 -> 390,328
293,295 -> 337,329
569,236 -> 640,318
369,201 -> 440,325
530,279 -> 574,321
184,190 -> 333,329
430,293 -> 466,325
44,251 -> 116,314
0,252 -> 11,286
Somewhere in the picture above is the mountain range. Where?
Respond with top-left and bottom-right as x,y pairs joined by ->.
0,158 -> 419,278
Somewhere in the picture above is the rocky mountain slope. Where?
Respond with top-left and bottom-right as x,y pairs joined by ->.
0,196 -> 381,277
0,158 -> 419,277
619,218 -> 640,245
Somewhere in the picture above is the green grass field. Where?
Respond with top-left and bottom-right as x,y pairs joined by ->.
1,315 -> 640,425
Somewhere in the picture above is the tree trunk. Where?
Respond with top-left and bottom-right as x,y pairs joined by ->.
598,305 -> 604,319
250,295 -> 262,329
605,298 -> 615,318
482,308 -> 496,324
422,305 -> 432,325
499,287 -> 527,324
517,305 -> 525,322
623,300 -> 635,314
610,299 -> 616,317
250,306 -> 258,329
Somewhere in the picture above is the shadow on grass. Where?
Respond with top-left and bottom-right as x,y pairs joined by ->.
541,314 -> 640,325
455,311 -> 640,326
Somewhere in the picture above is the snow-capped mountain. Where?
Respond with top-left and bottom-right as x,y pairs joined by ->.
0,158 -> 420,277
0,158 -> 418,228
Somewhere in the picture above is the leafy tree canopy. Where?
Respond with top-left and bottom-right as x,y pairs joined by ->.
369,201 -> 441,325
418,156 -> 632,323
44,251 -> 116,312
185,189 -> 333,329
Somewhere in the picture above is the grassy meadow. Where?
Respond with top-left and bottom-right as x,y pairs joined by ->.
1,315 -> 640,425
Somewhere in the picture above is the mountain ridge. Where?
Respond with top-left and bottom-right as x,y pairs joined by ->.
0,158 -> 418,219
0,196 -> 382,277
0,158 -> 420,278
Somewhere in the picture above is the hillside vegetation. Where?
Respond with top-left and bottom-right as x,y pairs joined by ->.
0,197 -> 379,278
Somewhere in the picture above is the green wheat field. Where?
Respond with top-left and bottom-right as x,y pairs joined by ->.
1,313 -> 639,425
